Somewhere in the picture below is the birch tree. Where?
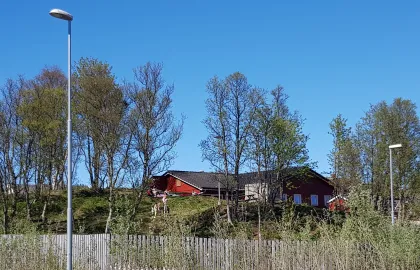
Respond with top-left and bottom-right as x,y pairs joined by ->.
126,62 -> 184,220
356,99 -> 420,217
247,86 -> 311,205
0,77 -> 27,232
18,67 -> 67,223
73,58 -> 129,233
201,72 -> 263,220
328,114 -> 361,195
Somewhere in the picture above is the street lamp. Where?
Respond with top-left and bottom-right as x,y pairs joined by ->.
389,143 -> 402,225
49,8 -> 73,270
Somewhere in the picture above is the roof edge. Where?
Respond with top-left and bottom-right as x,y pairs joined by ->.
164,172 -> 204,191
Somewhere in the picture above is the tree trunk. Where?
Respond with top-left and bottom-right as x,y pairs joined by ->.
105,186 -> 113,234
2,206 -> 8,234
0,187 -> 9,233
105,156 -> 115,234
130,183 -> 147,222
276,169 -> 282,205
226,191 -> 232,225
234,175 -> 239,218
24,183 -> 31,220
10,187 -> 17,219
41,187 -> 52,224
41,200 -> 48,224
93,148 -> 101,190
257,201 -> 261,240
105,204 -> 113,234
128,152 -> 148,221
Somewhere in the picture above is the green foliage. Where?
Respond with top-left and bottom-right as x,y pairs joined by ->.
246,86 -> 312,205
211,209 -> 230,238
328,114 -> 361,194
328,98 -> 420,219
270,116 -> 309,167
355,99 -> 420,214
73,196 -> 108,219
340,185 -> 388,242
73,57 -> 126,191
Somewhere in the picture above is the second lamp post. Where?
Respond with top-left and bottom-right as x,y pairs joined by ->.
389,143 -> 402,225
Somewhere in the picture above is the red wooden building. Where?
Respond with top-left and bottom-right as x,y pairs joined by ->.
153,172 -> 204,195
327,195 -> 348,212
152,167 -> 334,208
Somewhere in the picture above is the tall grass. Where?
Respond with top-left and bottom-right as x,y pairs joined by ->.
271,185 -> 420,269
105,185 -> 420,269
0,219 -> 101,270
1,185 -> 419,269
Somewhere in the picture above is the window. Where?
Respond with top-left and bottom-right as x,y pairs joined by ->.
176,179 -> 182,187
324,195 -> 332,206
310,195 -> 318,206
282,194 -> 288,201
293,194 -> 302,205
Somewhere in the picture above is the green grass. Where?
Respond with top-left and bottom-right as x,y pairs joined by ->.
1,189 -> 221,235
1,189 -> 332,237
166,196 -> 218,217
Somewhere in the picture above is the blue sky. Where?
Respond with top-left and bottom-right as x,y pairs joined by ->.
1,1 -> 420,182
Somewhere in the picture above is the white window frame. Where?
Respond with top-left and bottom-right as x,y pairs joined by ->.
282,193 -> 288,201
293,194 -> 302,205
310,195 -> 318,206
324,195 -> 332,206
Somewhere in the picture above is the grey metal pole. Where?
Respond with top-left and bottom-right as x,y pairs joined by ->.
389,148 -> 394,225
67,19 -> 73,270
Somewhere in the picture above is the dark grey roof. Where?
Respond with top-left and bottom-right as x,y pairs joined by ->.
165,171 -> 225,190
239,167 -> 327,183
161,167 -> 331,190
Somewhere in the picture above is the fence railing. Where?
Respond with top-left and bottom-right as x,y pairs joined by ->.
0,234 -> 417,269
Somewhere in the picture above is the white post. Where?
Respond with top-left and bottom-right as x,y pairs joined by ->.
389,148 -> 394,225
67,19 -> 73,270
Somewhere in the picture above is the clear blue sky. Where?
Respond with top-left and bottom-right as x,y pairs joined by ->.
1,1 -> 419,182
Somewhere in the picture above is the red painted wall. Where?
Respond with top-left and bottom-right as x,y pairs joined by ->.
153,176 -> 168,191
284,176 -> 334,207
156,175 -> 201,194
153,172 -> 334,204
329,198 -> 348,212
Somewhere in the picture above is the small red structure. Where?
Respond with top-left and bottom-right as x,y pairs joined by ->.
153,173 -> 202,196
328,195 -> 348,212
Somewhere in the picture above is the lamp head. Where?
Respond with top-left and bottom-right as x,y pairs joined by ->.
389,144 -> 402,149
49,9 -> 73,21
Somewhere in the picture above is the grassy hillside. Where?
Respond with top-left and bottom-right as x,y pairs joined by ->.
4,186 -> 332,238
7,188 -> 220,235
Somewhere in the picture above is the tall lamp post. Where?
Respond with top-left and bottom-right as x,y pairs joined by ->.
49,8 -> 73,270
389,143 -> 402,225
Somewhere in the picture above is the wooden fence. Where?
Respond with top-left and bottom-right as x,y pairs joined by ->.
0,234 -> 415,269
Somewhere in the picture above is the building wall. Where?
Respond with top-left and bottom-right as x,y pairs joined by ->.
153,171 -> 334,205
283,176 -> 334,207
245,183 -> 268,200
153,176 -> 168,191
329,198 -> 347,211
158,175 -> 201,194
